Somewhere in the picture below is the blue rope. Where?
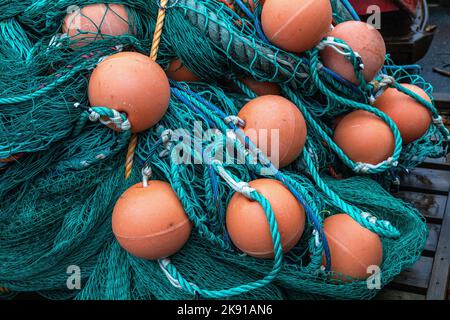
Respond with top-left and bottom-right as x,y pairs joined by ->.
171,82 -> 332,269
340,0 -> 361,21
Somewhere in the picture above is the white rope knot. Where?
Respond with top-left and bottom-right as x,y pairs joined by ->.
159,129 -> 174,157
433,115 -> 444,126
225,115 -> 246,127
380,75 -> 396,87
142,166 -> 153,187
48,33 -> 67,49
312,229 -> 321,248
212,160 -> 256,199
120,120 -> 131,131
361,212 -> 378,225
88,110 -> 101,122
370,75 -> 396,100
236,181 -> 255,198
354,157 -> 398,173
99,110 -> 121,129
114,44 -> 124,52
161,129 -> 174,144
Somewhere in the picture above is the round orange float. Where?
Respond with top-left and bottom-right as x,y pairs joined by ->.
374,84 -> 432,144
323,214 -> 383,279
226,179 -> 306,259
63,4 -> 132,47
321,21 -> 386,84
333,110 -> 395,165
112,181 -> 192,260
241,78 -> 281,96
166,58 -> 200,82
88,52 -> 170,133
261,0 -> 332,53
237,95 -> 307,168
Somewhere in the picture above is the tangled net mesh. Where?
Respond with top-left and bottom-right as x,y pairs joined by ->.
0,0 -> 447,300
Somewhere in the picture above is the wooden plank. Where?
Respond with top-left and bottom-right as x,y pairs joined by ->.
391,256 -> 434,294
394,191 -> 446,222
400,168 -> 450,195
425,224 -> 441,254
426,189 -> 450,300
434,92 -> 450,111
376,289 -> 425,300
420,156 -> 450,171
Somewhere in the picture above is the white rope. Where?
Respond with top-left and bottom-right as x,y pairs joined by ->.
224,115 -> 246,127
354,157 -> 398,174
361,212 -> 378,225
159,129 -> 174,157
158,259 -> 182,289
142,166 -> 153,188
212,160 -> 255,199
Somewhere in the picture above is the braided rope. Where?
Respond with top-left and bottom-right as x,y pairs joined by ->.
299,55 -> 404,174
124,0 -> 169,179
302,143 -> 400,238
160,171 -> 284,298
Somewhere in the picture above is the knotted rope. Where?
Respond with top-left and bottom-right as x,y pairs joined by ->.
124,0 -> 169,179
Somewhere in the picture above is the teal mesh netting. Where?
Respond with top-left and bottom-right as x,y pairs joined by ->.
0,0 -> 447,300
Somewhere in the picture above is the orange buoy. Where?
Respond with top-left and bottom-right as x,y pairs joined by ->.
237,95 -> 307,168
63,4 -> 132,47
321,21 -> 386,84
88,52 -> 170,133
166,58 -> 200,82
333,110 -> 395,165
241,78 -> 281,96
261,0 -> 332,53
226,179 -> 306,259
374,84 -> 432,144
112,181 -> 192,260
323,214 -> 383,279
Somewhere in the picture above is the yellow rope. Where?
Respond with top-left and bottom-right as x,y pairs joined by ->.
124,0 -> 169,179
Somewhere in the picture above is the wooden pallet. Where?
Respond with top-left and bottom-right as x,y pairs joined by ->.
377,94 -> 450,300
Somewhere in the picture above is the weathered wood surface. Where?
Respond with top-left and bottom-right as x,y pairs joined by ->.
391,256 -> 434,293
426,188 -> 450,300
395,191 -> 446,222
399,168 -> 450,195
376,289 -> 425,300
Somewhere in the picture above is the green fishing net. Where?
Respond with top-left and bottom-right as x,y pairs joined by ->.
0,0 -> 447,300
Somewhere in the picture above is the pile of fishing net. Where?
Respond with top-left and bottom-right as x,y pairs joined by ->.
0,0 -> 448,300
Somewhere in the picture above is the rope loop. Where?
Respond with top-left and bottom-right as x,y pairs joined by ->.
159,129 -> 175,157
211,160 -> 255,199
224,115 -> 246,127
354,157 -> 398,174
315,37 -> 366,86
369,74 -> 396,103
